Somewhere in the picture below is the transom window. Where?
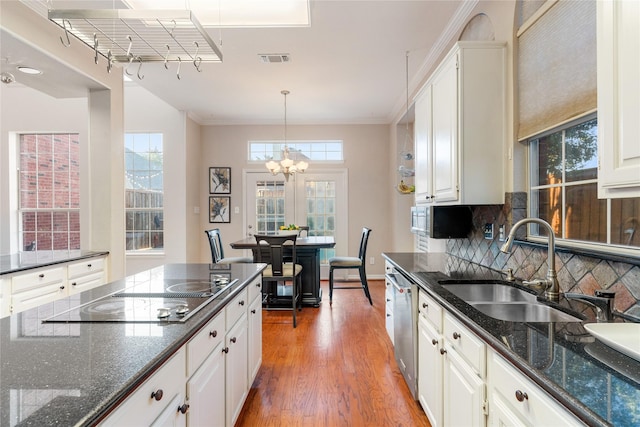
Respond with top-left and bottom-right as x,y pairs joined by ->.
249,141 -> 343,162
125,133 -> 164,252
528,116 -> 640,250
18,133 -> 80,252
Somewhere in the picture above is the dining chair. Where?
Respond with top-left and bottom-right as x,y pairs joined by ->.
205,229 -> 253,264
254,234 -> 304,327
298,226 -> 310,237
328,227 -> 373,305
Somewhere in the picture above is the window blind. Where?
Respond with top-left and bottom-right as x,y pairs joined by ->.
517,0 -> 596,140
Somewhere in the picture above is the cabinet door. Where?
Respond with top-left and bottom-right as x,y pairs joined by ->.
414,84 -> 433,203
151,392 -> 187,427
248,293 -> 262,383
488,392 -> 527,427
443,345 -> 485,427
226,314 -> 249,427
431,52 -> 459,203
597,0 -> 640,198
186,344 -> 226,427
418,315 -> 443,427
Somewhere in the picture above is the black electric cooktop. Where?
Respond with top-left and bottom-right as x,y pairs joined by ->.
43,275 -> 237,323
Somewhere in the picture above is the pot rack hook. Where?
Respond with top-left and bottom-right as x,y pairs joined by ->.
93,34 -> 99,64
169,20 -> 177,39
164,44 -> 171,70
193,41 -> 202,72
60,19 -> 72,47
125,54 -> 134,76
137,56 -> 144,80
125,35 -> 133,57
176,57 -> 182,80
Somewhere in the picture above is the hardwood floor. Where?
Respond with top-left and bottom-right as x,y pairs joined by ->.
236,279 -> 430,427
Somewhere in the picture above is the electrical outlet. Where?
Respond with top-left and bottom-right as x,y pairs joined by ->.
370,257 -> 375,265
499,225 -> 505,241
484,223 -> 494,240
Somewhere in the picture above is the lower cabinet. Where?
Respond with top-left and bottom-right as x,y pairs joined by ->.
487,350 -> 584,427
101,277 -> 263,427
418,314 -> 442,427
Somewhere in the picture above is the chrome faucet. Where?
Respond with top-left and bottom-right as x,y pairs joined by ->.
565,291 -> 615,322
500,218 -> 560,302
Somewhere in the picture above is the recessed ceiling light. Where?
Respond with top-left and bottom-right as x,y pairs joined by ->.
17,66 -> 42,75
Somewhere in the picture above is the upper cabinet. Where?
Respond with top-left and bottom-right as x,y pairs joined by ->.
597,0 -> 640,199
414,42 -> 506,205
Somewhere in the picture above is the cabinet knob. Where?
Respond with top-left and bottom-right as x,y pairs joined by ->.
431,338 -> 438,346
222,347 -> 229,354
386,314 -> 392,317
251,309 -> 257,314
256,282 -> 261,287
87,263 -> 92,268
177,403 -> 189,414
439,348 -> 447,355
59,285 -> 65,290
422,302 -> 428,309
515,390 -> 528,402
230,337 -> 237,344
239,300 -> 245,306
209,330 -> 217,338
452,332 -> 461,340
72,282 -> 77,286
386,298 -> 391,302
39,273 -> 45,278
151,389 -> 164,401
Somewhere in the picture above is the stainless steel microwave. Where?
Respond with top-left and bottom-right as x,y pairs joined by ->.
411,205 -> 473,239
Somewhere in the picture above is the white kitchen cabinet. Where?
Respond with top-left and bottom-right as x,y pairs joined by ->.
418,308 -> 442,427
384,261 -> 395,344
186,341 -> 226,427
413,41 -> 506,205
11,266 -> 66,314
226,312 -> 249,427
0,277 -> 9,318
100,348 -> 187,426
597,0 -> 640,198
248,277 -> 263,382
67,257 -> 107,295
487,350 -> 583,427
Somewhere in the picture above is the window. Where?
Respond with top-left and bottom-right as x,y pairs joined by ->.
18,133 -> 80,252
125,133 -> 164,252
249,141 -> 343,162
528,116 -> 640,250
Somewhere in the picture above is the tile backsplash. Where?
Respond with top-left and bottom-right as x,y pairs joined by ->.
444,193 -> 640,318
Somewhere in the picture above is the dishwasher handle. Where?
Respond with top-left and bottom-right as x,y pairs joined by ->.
386,272 -> 411,293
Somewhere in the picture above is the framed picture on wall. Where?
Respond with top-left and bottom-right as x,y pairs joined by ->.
209,167 -> 231,194
209,196 -> 230,223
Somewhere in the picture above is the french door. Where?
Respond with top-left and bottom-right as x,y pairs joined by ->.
244,170 -> 347,277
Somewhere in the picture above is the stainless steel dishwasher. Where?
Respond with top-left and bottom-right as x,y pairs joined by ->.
386,268 -> 418,399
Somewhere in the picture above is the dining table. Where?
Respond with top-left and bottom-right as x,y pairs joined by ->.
230,235 -> 335,307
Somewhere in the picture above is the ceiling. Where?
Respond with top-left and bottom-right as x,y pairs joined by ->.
3,1 -> 474,125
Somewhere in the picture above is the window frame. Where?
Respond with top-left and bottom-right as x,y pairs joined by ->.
248,140 -> 344,163
526,113 -> 640,257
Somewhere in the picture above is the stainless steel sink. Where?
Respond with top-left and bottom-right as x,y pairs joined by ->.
441,282 -> 536,303
439,281 -> 583,323
471,302 -> 582,322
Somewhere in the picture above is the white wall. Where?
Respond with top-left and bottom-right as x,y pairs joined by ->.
200,124 -> 392,277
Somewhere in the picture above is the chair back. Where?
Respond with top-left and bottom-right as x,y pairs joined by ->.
358,227 -> 372,262
254,234 -> 297,277
298,226 -> 310,237
204,229 -> 224,263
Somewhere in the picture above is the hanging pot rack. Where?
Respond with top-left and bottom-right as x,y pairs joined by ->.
48,9 -> 223,76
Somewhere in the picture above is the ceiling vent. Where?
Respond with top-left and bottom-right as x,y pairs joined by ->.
259,54 -> 290,63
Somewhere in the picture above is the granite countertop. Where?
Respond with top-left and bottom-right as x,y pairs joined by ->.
0,262 -> 266,426
383,252 -> 640,427
0,250 -> 110,276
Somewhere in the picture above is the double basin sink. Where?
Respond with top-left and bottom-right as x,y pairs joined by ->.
438,280 -> 583,323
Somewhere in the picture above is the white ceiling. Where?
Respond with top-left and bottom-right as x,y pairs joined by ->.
3,1 -> 476,125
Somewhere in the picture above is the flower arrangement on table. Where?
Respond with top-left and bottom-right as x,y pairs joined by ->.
279,224 -> 300,231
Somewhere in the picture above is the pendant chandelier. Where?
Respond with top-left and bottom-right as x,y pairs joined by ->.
265,90 -> 309,181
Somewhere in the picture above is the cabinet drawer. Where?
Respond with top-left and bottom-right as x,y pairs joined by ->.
100,348 -> 186,426
443,312 -> 485,377
226,288 -> 248,328
247,277 -> 262,304
68,257 -> 105,279
68,272 -> 104,295
186,311 -> 225,377
12,267 -> 65,293
489,352 -> 583,426
418,290 -> 442,332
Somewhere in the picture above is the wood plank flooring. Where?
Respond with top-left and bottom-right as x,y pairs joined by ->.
235,279 -> 430,427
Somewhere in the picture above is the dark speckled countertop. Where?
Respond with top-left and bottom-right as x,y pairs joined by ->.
0,250 -> 110,275
383,252 -> 640,427
0,263 -> 265,427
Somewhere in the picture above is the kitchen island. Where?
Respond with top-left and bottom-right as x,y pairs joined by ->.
383,252 -> 640,427
0,262 -> 265,426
